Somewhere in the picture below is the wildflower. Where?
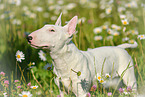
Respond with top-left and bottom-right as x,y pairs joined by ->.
107,29 -> 113,34
106,36 -> 113,40
17,86 -> 21,88
14,80 -> 19,83
36,6 -> 43,12
4,80 -> 9,84
122,37 -> 129,42
138,34 -> 145,40
93,27 -> 102,34
127,86 -> 132,92
105,73 -> 111,78
121,19 -> 129,25
112,31 -> 120,36
99,79 -> 106,84
44,63 -> 52,71
94,36 -> 103,41
119,88 -> 124,94
16,50 -> 25,62
106,7 -> 112,14
57,95 -> 61,97
78,17 -> 86,24
30,85 -> 38,89
86,92 -> 91,97
66,3 -> 76,10
0,71 -> 5,76
38,50 -> 47,61
102,25 -> 108,30
107,92 -> 112,96
97,73 -> 101,81
120,15 -> 126,20
123,27 -> 126,32
88,19 -> 92,24
27,82 -> 31,87
128,39 -> 135,44
77,71 -> 82,76
90,85 -> 97,92
111,24 -> 118,29
3,92 -> 7,97
36,91 -> 42,95
19,91 -> 32,97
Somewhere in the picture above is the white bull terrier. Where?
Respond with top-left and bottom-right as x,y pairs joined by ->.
27,14 -> 138,97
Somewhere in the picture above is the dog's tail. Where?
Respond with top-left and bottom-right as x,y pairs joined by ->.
117,41 -> 138,49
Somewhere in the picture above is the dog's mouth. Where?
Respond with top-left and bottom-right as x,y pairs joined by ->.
30,44 -> 49,49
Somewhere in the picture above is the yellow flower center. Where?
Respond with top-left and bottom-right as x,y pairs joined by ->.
102,26 -> 107,29
107,9 -> 111,13
123,21 -> 127,25
43,53 -> 45,57
17,55 -> 21,58
33,87 -> 37,89
132,30 -> 135,33
114,33 -> 118,36
141,35 -> 144,38
106,75 -> 110,78
97,76 -> 101,80
130,40 -> 134,44
22,95 -> 28,97
100,80 -> 104,83
47,67 -> 51,70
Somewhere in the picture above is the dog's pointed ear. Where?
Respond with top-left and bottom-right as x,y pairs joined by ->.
64,16 -> 78,37
55,13 -> 62,26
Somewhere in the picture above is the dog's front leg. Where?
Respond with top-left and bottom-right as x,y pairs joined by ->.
54,77 -> 64,97
72,79 -> 90,97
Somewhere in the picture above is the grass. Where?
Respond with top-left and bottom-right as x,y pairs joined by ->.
0,0 -> 145,96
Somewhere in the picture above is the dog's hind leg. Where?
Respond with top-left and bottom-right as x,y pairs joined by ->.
118,60 -> 137,93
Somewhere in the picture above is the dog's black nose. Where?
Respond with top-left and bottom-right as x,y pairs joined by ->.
27,36 -> 33,43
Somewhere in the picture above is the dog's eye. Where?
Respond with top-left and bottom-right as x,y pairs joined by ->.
50,29 -> 55,32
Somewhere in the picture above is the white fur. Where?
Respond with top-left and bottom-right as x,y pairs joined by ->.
28,14 -> 137,97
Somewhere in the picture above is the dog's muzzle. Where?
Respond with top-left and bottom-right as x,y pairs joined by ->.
26,36 -> 33,43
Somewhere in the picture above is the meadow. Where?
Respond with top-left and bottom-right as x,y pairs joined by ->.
0,0 -> 145,96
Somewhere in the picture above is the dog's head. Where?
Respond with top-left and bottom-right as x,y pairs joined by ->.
27,13 -> 78,50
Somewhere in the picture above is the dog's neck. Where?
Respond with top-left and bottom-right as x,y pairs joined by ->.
50,41 -> 84,77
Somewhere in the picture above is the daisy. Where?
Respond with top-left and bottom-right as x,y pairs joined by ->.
19,91 -> 32,97
121,19 -> 129,25
138,34 -> 145,40
105,73 -> 111,78
43,63 -> 52,71
111,24 -> 117,29
16,50 -> 25,62
30,85 -> 38,89
94,36 -> 103,41
120,15 -> 126,20
102,25 -> 108,30
78,17 -> 86,24
128,39 -> 135,44
112,31 -> 120,36
122,37 -> 129,42
131,30 -> 139,35
38,50 -> 47,61
93,27 -> 102,34
3,92 -> 7,97
106,7 -> 112,14
97,73 -> 101,81
99,79 -> 106,84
